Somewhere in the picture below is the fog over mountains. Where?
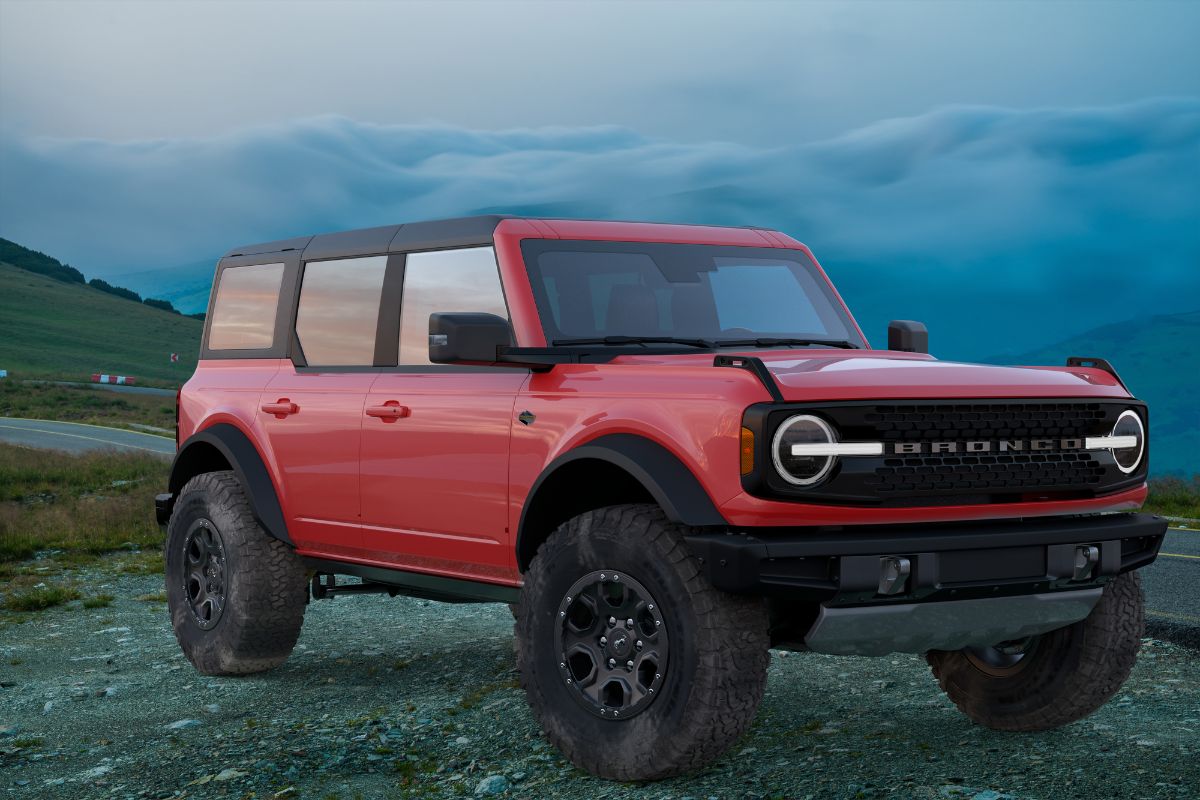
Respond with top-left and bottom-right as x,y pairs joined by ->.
2,97 -> 1197,361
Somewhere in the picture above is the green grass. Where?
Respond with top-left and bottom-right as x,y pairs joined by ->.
3,584 -> 81,611
11,737 -> 45,749
82,593 -> 115,609
1145,475 -> 1200,520
0,443 -> 167,563
0,262 -> 201,387
0,379 -> 175,432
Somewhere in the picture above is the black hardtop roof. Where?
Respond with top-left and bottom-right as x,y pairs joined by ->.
223,215 -> 513,260
223,215 -> 777,262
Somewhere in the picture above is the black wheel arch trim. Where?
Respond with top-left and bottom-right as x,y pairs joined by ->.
169,423 -> 292,546
516,433 -> 727,569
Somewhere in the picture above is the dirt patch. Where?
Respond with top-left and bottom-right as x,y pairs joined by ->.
1,567 -> 1196,799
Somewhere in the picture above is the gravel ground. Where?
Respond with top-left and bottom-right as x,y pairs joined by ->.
1,567 -> 1196,800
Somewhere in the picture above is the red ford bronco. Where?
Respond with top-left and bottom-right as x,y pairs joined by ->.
157,216 -> 1165,780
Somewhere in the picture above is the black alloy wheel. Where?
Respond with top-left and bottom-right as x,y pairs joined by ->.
182,518 -> 227,630
555,570 -> 669,719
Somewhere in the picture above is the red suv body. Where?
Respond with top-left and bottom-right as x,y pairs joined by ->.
158,216 -> 1165,781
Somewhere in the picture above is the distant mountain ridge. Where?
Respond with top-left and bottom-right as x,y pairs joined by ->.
0,237 -> 199,318
105,259 -> 217,316
987,310 -> 1200,476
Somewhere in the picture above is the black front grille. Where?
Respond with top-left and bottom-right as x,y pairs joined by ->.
867,451 -> 1106,494
745,399 -> 1146,507
862,403 -> 1109,495
865,402 -> 1107,443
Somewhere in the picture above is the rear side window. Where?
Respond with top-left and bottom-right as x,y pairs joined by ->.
295,256 -> 388,366
208,263 -> 285,350
399,247 -> 508,365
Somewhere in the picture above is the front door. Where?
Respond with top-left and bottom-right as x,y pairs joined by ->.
258,254 -> 389,557
358,246 -> 526,582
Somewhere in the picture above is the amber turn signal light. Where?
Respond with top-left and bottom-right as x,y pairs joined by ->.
740,427 -> 755,475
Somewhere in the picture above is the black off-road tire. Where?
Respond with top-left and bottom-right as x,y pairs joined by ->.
514,504 -> 770,781
927,571 -> 1144,731
166,471 -> 307,675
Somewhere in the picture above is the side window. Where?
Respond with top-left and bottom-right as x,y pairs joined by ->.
399,247 -> 508,366
207,263 -> 285,350
295,255 -> 388,366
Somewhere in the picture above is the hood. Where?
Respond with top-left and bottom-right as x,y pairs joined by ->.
616,350 -> 1131,401
760,351 -> 1130,401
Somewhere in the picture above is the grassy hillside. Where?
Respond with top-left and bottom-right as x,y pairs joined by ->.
0,263 -> 201,386
994,310 -> 1200,476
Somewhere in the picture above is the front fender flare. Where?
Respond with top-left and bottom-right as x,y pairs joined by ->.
517,433 -> 727,566
169,423 -> 291,545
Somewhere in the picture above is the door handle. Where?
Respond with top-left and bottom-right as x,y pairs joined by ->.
366,401 -> 410,422
261,399 -> 299,418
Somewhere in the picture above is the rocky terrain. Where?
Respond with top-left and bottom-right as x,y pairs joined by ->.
1,567 -> 1197,800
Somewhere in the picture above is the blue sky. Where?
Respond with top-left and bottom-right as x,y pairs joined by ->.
1,0 -> 1198,357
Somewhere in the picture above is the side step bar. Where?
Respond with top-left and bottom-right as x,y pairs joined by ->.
303,557 -> 520,605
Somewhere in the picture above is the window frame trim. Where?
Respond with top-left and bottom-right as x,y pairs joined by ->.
287,252 -> 397,370
394,245 -> 517,371
200,251 -> 300,360
288,245 -> 518,374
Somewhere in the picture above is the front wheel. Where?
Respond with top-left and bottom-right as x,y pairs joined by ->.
927,570 -> 1144,731
514,505 -> 770,781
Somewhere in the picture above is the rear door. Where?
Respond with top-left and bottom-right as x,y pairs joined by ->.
195,256 -> 295,441
359,247 -> 527,582
259,254 -> 392,557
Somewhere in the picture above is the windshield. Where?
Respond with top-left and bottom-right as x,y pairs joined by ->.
520,239 -> 864,347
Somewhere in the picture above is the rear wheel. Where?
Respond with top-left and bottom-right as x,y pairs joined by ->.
515,504 -> 770,781
927,571 -> 1144,731
166,471 -> 307,675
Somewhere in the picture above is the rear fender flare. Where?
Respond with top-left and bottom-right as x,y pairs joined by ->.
169,423 -> 291,545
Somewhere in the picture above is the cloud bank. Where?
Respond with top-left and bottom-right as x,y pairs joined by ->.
2,98 -> 1198,356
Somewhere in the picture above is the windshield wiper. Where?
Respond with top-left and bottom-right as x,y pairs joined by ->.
712,337 -> 860,350
552,336 -> 716,349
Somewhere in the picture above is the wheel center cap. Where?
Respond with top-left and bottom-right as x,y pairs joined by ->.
610,635 -> 632,657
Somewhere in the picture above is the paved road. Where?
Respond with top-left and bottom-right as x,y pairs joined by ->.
1144,527 -> 1200,641
0,417 -> 175,458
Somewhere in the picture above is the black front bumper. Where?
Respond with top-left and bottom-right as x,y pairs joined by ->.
685,512 -> 1167,604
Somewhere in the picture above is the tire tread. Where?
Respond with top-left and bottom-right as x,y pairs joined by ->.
167,471 -> 306,676
516,504 -> 769,781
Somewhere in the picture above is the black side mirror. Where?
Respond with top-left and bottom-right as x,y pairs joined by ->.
887,320 -> 928,353
429,312 -> 513,365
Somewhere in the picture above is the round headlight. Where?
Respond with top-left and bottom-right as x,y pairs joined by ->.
772,414 -> 836,486
1110,410 -> 1145,474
